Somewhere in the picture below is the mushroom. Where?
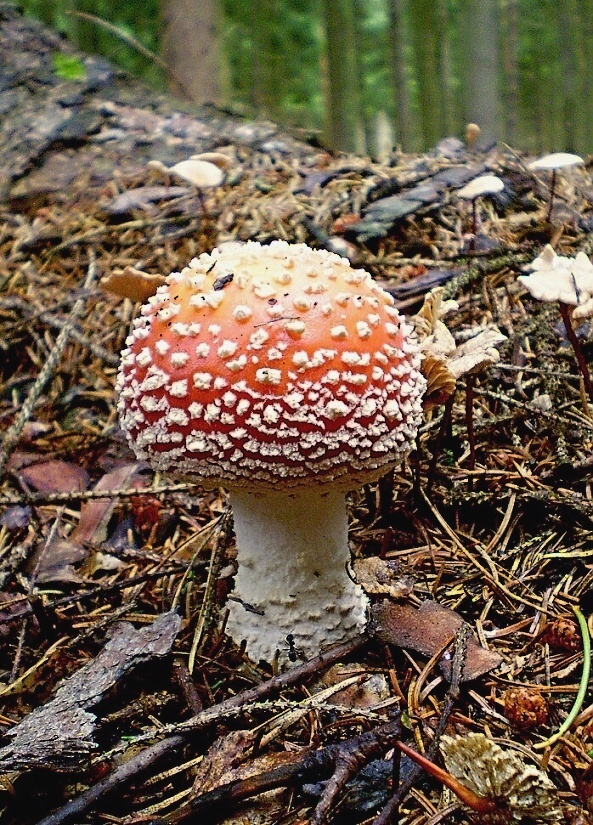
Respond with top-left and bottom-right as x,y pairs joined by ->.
456,174 -> 505,247
116,240 -> 425,664
519,244 -> 593,403
528,152 -> 584,222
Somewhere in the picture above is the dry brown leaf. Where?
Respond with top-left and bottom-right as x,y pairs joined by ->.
370,599 -> 502,681
353,556 -> 415,599
421,352 -> 457,410
100,266 -> 166,303
70,463 -> 148,546
29,538 -> 86,584
319,663 -> 390,708
19,460 -> 89,495
191,730 -> 303,798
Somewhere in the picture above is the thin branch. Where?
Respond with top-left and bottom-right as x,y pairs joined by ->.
34,636 -> 368,825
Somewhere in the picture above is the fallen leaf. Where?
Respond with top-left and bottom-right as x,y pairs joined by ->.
100,266 -> 166,303
353,556 -> 415,599
0,506 -> 33,530
31,538 -> 86,585
192,730 -> 256,795
70,463 -> 149,546
319,663 -> 390,709
369,600 -> 502,681
19,460 -> 89,495
191,728 -> 304,799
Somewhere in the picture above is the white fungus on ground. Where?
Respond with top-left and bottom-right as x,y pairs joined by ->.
117,240 -> 425,665
519,244 -> 593,308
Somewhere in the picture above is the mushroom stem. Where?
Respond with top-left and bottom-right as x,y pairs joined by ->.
547,169 -> 557,222
226,488 -> 368,665
558,301 -> 593,405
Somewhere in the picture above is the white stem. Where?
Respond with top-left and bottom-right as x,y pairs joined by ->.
225,488 -> 368,665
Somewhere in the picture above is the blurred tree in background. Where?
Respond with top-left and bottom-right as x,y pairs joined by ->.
19,0 -> 593,156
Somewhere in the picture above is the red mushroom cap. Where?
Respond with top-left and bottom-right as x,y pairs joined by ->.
116,241 -> 425,490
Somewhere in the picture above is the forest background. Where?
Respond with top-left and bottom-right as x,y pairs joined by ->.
19,0 -> 593,157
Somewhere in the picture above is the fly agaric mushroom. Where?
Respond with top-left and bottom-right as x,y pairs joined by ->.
116,241 -> 425,664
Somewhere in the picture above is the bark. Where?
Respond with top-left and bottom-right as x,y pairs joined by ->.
160,0 -> 221,104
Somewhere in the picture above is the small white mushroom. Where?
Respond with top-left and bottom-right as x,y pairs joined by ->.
528,152 -> 584,171
528,153 -> 584,221
147,158 -> 226,188
456,175 -> 504,243
168,159 -> 225,187
519,245 -> 593,305
457,175 -> 505,200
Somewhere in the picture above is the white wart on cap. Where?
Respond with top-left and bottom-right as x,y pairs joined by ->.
117,241 -> 425,664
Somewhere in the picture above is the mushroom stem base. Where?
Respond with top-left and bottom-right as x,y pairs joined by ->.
226,488 -> 368,665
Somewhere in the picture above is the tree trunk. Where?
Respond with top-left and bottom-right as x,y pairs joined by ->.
557,0 -> 587,152
584,0 -> 593,152
408,0 -> 444,149
461,0 -> 501,147
320,0 -> 366,154
500,0 -> 519,146
386,0 -> 418,151
160,0 -> 220,104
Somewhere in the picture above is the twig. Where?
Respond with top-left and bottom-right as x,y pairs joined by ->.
310,715 -> 401,825
153,715 -> 401,825
9,507 -> 65,681
188,511 -> 232,672
372,624 -> 469,825
171,659 -> 203,715
71,11 -> 196,101
33,635 -> 367,825
0,566 -> 191,628
465,375 -> 476,471
0,250 -> 99,480
0,481 -> 200,507
0,295 -> 118,365
51,216 -> 197,253
426,396 -> 454,495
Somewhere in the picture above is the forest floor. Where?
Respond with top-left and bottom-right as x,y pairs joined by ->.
1,12 -> 593,825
